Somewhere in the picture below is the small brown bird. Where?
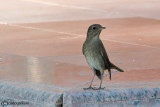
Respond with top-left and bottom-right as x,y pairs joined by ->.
82,24 -> 124,90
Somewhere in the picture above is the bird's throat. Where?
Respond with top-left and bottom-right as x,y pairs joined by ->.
86,33 -> 100,41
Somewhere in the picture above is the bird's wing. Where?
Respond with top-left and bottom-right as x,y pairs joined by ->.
98,40 -> 112,80
99,40 -> 124,73
98,40 -> 111,69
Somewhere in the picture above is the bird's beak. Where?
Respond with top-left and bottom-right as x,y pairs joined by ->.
102,27 -> 106,29
100,27 -> 106,29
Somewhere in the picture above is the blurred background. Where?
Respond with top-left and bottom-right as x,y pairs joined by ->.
0,0 -> 160,90
0,0 -> 160,23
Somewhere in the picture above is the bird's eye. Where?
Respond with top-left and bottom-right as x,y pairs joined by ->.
92,26 -> 96,30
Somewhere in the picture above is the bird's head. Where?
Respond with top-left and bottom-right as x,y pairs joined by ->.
87,24 -> 106,39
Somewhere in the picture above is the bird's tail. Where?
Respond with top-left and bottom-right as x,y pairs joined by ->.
110,62 -> 124,72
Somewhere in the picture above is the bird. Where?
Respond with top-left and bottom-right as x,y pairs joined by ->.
82,24 -> 124,90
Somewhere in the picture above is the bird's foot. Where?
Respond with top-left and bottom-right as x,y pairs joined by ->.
92,87 -> 105,90
83,86 -> 93,90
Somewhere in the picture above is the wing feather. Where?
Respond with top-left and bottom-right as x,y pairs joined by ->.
98,40 -> 111,69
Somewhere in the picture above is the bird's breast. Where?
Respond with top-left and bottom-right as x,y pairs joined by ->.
83,42 -> 96,55
83,41 -> 98,57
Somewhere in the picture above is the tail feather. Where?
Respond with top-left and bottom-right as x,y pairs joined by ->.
110,63 -> 124,72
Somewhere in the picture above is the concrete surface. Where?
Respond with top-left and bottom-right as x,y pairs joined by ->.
0,83 -> 62,107
0,0 -> 160,107
64,87 -> 160,107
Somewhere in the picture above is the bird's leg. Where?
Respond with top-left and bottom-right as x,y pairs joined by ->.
92,71 -> 105,90
99,75 -> 105,89
83,73 -> 95,90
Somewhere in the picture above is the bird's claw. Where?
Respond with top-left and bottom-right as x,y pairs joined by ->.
92,87 -> 105,90
83,86 -> 94,90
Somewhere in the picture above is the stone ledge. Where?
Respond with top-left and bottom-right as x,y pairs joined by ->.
63,87 -> 160,107
0,82 -> 160,107
0,83 -> 62,107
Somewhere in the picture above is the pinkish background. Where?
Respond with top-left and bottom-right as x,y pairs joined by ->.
0,0 -> 160,106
